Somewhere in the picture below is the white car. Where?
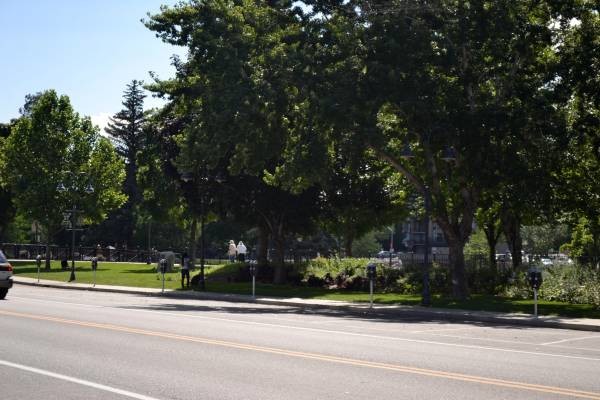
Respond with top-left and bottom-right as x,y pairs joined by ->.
540,258 -> 553,267
0,250 -> 13,299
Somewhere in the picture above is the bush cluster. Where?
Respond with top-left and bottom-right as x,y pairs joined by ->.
212,257 -> 600,309
539,266 -> 600,309
303,256 -> 370,290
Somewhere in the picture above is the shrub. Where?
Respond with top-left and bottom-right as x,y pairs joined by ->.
540,266 -> 600,308
305,256 -> 370,282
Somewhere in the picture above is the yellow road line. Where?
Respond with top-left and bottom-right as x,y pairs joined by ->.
2,309 -> 600,399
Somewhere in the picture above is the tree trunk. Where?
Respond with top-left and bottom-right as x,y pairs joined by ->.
44,243 -> 51,270
344,233 -> 354,258
189,218 -> 197,269
502,211 -> 522,268
256,225 -> 269,267
591,224 -> 600,270
447,238 -> 469,300
44,226 -> 52,270
483,222 -> 499,269
272,233 -> 286,284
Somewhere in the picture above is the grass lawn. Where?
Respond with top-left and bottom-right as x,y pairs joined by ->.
11,260 -> 192,290
11,260 -> 600,318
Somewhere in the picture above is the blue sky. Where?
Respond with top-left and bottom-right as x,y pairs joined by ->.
0,0 -> 182,130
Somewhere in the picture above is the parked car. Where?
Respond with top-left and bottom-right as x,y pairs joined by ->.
377,250 -> 393,259
0,250 -> 14,299
495,253 -> 512,262
540,258 -> 553,267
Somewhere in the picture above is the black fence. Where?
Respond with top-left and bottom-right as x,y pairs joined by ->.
0,243 -> 158,263
4,242 -> 596,270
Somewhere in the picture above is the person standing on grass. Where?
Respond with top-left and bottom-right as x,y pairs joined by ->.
181,252 -> 190,288
237,241 -> 247,262
228,240 -> 237,263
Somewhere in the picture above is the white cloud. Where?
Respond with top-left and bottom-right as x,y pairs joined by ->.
90,112 -> 112,136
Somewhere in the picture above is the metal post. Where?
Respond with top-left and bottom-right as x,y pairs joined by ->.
147,220 -> 151,264
422,188 -> 431,307
199,211 -> 206,290
93,269 -> 96,287
369,279 -> 374,308
252,275 -> 256,298
37,258 -> 40,283
162,267 -> 165,293
534,288 -> 538,317
69,206 -> 76,282
388,226 -> 394,268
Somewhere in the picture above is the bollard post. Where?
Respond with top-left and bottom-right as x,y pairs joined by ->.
249,264 -> 256,298
369,279 -> 374,308
36,255 -> 42,283
366,263 -> 376,309
527,268 -> 543,317
534,288 -> 538,317
91,257 -> 98,287
159,258 -> 167,293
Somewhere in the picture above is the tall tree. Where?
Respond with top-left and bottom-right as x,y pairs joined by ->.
280,0 -> 568,299
0,122 -> 16,241
3,90 -> 126,267
144,0 -> 323,282
105,80 -> 146,245
557,3 -> 600,262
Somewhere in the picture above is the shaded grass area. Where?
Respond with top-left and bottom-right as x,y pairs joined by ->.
11,260 -> 600,318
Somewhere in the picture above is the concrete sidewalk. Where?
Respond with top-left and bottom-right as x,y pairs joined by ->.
12,276 -> 600,332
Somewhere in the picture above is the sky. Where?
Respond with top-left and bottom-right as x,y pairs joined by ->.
0,0 -> 182,131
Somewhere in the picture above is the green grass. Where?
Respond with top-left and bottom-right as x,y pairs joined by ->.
11,261 -> 600,318
11,260 -> 201,290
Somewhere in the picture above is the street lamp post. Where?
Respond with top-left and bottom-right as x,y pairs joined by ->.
58,174 -> 93,282
422,186 -> 431,307
387,226 -> 394,268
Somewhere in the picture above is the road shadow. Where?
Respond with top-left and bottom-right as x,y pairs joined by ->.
119,297 -> 531,330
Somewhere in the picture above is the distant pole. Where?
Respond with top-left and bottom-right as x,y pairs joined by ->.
422,187 -> 431,307
199,213 -> 206,290
36,255 -> 41,283
147,219 -> 152,264
369,279 -> 374,308
69,207 -> 77,282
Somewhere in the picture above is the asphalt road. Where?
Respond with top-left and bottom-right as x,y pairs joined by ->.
1,285 -> 600,400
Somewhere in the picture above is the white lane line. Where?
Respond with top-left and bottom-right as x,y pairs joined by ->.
0,359 -> 162,400
342,325 -> 476,334
542,336 -> 600,346
409,326 -> 477,334
10,295 -> 600,363
419,332 -> 541,346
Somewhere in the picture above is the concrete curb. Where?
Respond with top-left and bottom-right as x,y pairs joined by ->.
13,277 -> 600,332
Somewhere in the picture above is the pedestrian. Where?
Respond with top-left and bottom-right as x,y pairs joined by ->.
237,241 -> 247,262
227,240 -> 237,263
181,252 -> 190,288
